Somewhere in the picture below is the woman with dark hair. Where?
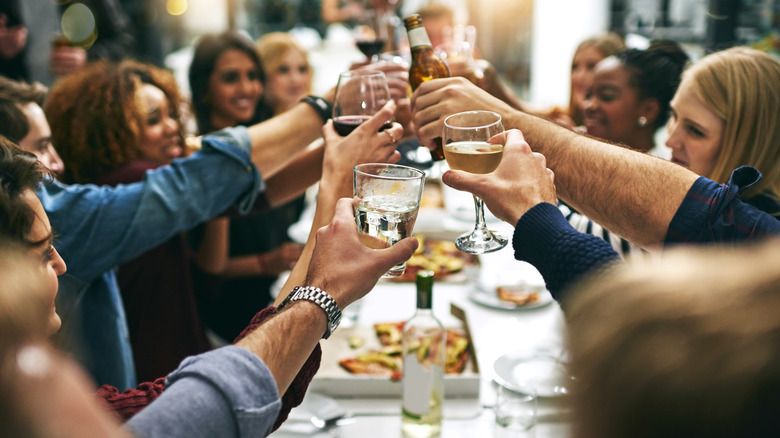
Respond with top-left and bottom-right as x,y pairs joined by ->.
188,31 -> 308,343
188,31 -> 272,134
45,59 -> 213,383
582,40 -> 690,155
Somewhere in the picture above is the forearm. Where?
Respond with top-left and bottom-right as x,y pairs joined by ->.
247,103 -> 324,177
276,171 -> 350,303
264,141 -> 324,208
236,301 -> 326,395
193,219 -> 229,274
509,111 -> 698,247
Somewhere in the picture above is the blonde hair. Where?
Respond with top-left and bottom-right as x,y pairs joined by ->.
256,32 -> 311,89
567,239 -> 780,438
684,47 -> 780,198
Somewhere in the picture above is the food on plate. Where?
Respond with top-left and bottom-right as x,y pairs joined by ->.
394,235 -> 478,281
497,285 -> 540,306
338,321 -> 470,378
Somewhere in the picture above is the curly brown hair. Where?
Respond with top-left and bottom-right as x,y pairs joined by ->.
45,60 -> 186,184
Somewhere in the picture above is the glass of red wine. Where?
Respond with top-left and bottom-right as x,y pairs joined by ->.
332,69 -> 392,136
354,9 -> 388,64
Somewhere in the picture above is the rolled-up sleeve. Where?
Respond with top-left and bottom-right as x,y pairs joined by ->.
125,346 -> 281,438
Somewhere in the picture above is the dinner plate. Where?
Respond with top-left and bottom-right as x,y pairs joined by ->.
468,286 -> 553,310
493,353 -> 571,398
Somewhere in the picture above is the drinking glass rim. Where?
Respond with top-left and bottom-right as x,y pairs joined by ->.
443,110 -> 502,130
338,69 -> 387,80
353,163 -> 425,181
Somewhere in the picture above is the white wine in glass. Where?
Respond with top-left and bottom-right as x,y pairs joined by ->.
442,111 -> 507,254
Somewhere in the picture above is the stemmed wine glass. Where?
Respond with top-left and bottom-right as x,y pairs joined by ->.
354,9 -> 388,64
442,111 -> 507,254
332,69 -> 392,136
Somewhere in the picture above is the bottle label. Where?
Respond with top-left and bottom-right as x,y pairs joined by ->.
407,27 -> 432,49
402,353 -> 443,415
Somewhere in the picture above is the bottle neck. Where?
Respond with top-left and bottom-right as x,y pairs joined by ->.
407,26 -> 432,49
416,290 -> 432,310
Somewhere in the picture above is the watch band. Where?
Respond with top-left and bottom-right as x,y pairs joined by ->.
300,95 -> 333,124
278,286 -> 342,339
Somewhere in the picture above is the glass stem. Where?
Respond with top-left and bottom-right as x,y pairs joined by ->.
472,195 -> 490,236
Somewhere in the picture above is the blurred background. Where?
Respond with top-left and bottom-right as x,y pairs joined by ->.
49,0 -> 780,108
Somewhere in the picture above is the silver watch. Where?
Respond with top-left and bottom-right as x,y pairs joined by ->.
278,286 -> 342,339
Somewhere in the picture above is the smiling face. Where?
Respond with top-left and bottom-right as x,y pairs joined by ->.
583,57 -> 646,146
206,49 -> 263,130
571,44 -> 606,112
666,80 -> 724,178
265,48 -> 311,114
18,103 -> 65,176
21,189 -> 66,336
135,84 -> 183,165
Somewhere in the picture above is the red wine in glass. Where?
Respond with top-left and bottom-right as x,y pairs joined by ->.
333,115 -> 393,136
357,39 -> 387,60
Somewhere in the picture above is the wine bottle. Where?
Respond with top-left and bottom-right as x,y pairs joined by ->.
401,270 -> 445,437
404,14 -> 450,161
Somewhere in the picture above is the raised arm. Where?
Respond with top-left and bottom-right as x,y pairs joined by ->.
412,77 -> 698,248
240,198 -> 417,394
277,101 -> 403,300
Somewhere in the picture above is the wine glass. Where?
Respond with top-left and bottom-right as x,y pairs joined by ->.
354,9 -> 388,64
332,69 -> 392,136
442,111 -> 507,254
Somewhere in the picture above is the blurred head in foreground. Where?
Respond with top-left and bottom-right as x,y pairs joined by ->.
567,239 -> 780,438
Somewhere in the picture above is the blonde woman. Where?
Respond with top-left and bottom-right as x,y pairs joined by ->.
256,32 -> 313,115
667,47 -> 780,213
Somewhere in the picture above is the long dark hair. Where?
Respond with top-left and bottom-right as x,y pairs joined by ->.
188,31 -> 272,134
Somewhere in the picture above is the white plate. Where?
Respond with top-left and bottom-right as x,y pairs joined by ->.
493,353 -> 571,398
468,286 -> 553,311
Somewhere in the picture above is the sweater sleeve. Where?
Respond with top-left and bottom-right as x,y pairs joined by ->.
512,202 -> 621,302
97,377 -> 167,421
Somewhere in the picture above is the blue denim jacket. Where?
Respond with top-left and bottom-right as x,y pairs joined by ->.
40,127 -> 264,390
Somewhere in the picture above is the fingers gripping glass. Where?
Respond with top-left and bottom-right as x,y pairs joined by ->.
442,111 -> 508,254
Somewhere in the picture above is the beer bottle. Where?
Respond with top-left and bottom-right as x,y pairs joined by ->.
404,14 -> 450,161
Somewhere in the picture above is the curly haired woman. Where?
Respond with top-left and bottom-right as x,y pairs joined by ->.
45,59 -> 213,383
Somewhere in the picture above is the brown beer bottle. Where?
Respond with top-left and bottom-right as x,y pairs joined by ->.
404,14 -> 450,161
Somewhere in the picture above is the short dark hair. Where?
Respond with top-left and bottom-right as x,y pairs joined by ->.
0,77 -> 48,144
0,135 -> 49,247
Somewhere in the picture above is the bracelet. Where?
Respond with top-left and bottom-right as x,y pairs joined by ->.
277,286 -> 342,339
300,95 -> 333,124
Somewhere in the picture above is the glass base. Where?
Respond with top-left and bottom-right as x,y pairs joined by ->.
455,230 -> 508,255
381,262 -> 406,279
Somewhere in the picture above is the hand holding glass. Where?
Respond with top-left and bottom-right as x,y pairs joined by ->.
333,70 -> 392,136
353,164 -> 425,278
443,111 -> 507,254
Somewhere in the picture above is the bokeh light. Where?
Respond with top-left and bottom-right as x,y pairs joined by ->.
60,3 -> 98,49
167,0 -> 188,16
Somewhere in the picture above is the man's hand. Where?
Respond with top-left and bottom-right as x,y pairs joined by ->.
50,46 -> 87,76
442,129 -> 556,225
411,77 -> 515,150
304,198 -> 419,309
322,100 -> 402,183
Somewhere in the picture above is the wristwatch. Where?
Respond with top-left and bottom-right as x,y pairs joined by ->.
278,286 -> 342,339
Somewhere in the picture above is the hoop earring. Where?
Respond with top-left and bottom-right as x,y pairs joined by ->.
637,116 -> 648,127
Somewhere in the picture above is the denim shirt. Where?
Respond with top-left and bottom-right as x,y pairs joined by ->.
40,127 -> 264,390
